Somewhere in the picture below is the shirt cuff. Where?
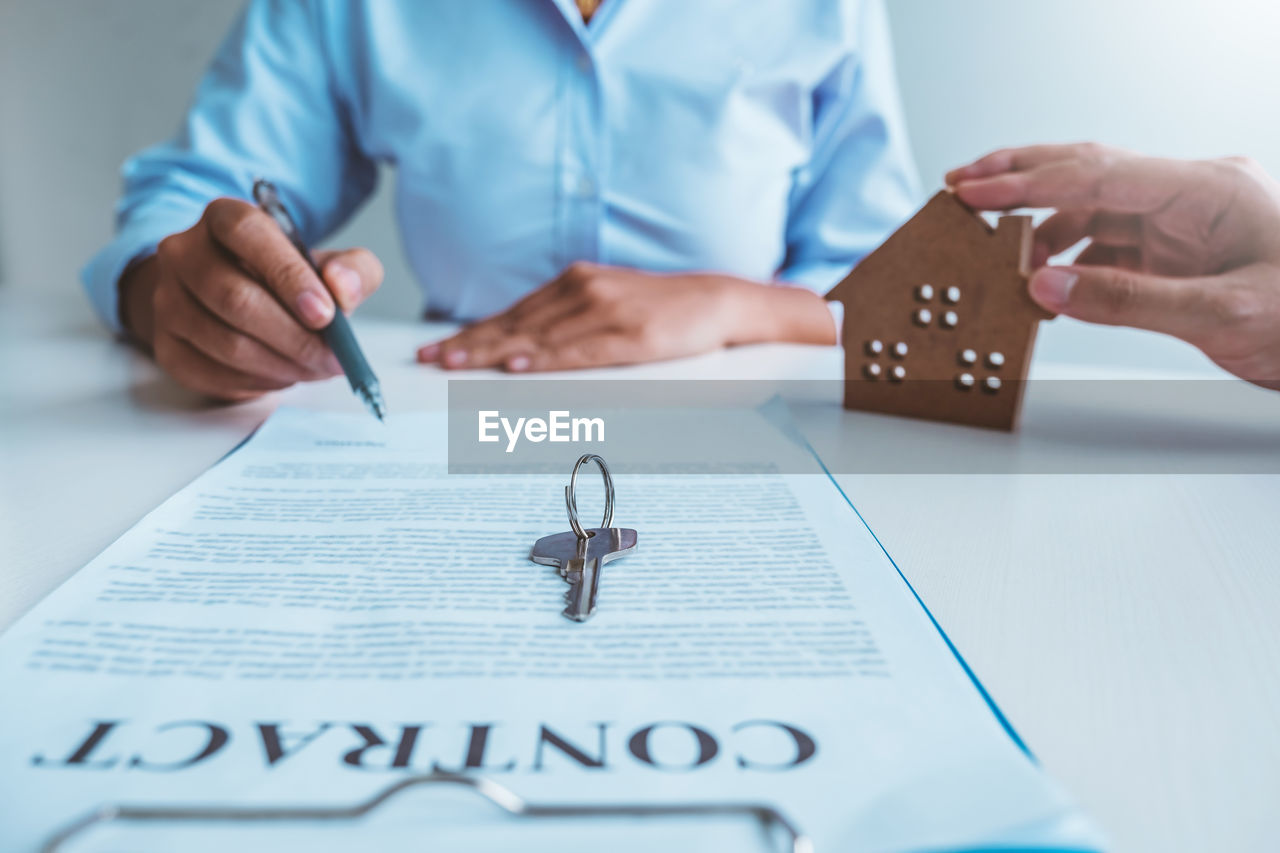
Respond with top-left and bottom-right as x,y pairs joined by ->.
81,206 -> 204,333
776,262 -> 852,346
775,261 -> 854,296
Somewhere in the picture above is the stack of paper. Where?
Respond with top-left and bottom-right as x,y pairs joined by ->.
0,408 -> 1104,852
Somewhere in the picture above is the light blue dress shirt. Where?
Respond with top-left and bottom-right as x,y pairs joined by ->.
83,0 -> 920,332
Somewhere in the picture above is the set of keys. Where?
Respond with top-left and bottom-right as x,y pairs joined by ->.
530,454 -> 637,622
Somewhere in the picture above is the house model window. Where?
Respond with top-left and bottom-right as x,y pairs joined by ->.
825,191 -> 1054,431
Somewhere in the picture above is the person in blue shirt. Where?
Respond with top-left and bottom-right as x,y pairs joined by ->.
85,0 -> 919,400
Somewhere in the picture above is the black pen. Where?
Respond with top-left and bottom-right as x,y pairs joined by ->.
252,179 -> 387,422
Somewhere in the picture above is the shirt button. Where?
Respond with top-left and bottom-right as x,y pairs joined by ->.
576,52 -> 591,72
575,176 -> 597,197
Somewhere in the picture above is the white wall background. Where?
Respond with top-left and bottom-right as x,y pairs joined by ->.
3,0 -> 1279,370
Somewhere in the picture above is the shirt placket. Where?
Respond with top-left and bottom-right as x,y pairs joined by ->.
557,43 -> 604,267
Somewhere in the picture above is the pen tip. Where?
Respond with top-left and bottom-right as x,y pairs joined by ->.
363,390 -> 388,424
355,383 -> 388,423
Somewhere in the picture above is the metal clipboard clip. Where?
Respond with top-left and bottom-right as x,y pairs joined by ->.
43,772 -> 813,853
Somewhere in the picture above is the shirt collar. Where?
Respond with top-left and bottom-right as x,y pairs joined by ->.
547,0 -> 621,45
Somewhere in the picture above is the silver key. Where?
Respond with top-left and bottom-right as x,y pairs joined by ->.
531,527 -> 637,622
531,454 -> 637,623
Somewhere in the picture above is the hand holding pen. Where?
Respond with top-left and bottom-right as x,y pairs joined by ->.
116,187 -> 385,410
253,180 -> 387,419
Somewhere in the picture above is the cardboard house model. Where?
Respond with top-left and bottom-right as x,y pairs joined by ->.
826,190 -> 1053,431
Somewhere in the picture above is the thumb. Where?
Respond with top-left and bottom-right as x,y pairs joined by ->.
316,248 -> 384,314
1029,265 -> 1221,341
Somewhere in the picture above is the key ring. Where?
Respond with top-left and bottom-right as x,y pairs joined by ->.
565,454 -> 614,540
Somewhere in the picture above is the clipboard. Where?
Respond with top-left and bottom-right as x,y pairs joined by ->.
42,772 -> 811,853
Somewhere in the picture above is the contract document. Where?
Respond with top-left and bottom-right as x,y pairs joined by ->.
0,407 -> 1104,852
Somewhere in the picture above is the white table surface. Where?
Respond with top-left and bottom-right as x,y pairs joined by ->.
2,285 -> 1279,853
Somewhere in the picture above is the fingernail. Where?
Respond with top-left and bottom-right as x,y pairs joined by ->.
297,291 -> 334,327
329,263 -> 363,305
326,353 -> 343,374
417,343 -> 440,362
1030,268 -> 1077,311
507,355 -> 531,372
443,349 -> 467,368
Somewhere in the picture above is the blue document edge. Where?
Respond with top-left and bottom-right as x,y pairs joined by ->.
794,430 -> 1032,756
756,396 -> 1106,848
788,435 -> 1109,852
743,393 -> 1036,761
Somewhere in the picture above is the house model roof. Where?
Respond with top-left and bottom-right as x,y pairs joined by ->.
826,190 -> 1052,431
